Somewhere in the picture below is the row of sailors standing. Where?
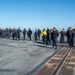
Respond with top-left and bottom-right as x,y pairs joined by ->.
0,27 -> 75,48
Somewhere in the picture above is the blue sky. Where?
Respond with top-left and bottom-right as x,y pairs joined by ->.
0,0 -> 75,30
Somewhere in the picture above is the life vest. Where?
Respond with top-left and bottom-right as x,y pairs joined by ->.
42,30 -> 47,36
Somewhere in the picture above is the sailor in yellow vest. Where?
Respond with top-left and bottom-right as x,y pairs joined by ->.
42,28 -> 47,44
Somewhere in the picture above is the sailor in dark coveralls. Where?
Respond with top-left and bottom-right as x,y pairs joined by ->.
52,27 -> 59,49
38,28 -> 41,40
66,27 -> 74,48
23,28 -> 26,40
27,28 -> 32,40
60,29 -> 65,43
46,28 -> 51,45
17,27 -> 21,40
